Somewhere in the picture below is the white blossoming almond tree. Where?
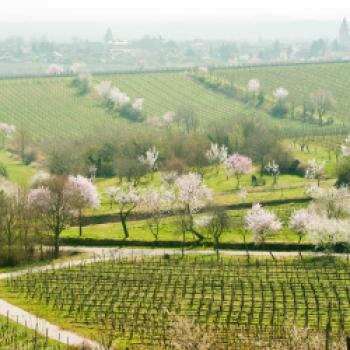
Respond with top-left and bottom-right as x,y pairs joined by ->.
310,90 -> 335,126
245,203 -> 282,260
142,187 -> 175,241
174,173 -> 212,253
305,158 -> 325,187
0,122 -> 16,148
28,176 -> 73,258
95,80 -> 113,99
289,187 -> 350,256
341,135 -> 350,157
113,185 -> 141,240
225,153 -> 253,189
205,143 -> 228,175
65,175 -> 100,236
163,111 -> 176,126
247,79 -> 261,105
273,87 -> 289,103
105,186 -> 119,209
132,98 -> 144,111
47,64 -> 64,75
138,146 -> 159,178
289,208 -> 310,245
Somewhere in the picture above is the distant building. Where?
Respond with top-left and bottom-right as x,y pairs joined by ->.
108,40 -> 131,58
339,18 -> 350,49
104,27 -> 114,43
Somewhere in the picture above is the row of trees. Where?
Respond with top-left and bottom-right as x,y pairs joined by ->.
194,70 -> 336,126
0,174 -> 99,264
39,115 -> 297,183
247,77 -> 336,125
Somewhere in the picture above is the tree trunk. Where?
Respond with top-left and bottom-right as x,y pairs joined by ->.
79,210 -> 83,237
269,251 -> 276,261
182,231 -> 185,258
236,175 -> 240,189
54,230 -> 60,258
189,227 -> 204,241
120,213 -> 129,239
244,235 -> 250,263
215,238 -> 219,260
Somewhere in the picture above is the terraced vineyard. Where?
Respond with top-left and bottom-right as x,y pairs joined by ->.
4,255 -> 349,349
213,62 -> 350,123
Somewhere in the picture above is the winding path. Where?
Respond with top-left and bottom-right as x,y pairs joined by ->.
0,247 -> 347,349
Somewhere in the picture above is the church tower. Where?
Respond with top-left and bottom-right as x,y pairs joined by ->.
339,18 -> 350,49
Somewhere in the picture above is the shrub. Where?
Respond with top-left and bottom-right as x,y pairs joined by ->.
0,162 -> 8,178
271,104 -> 289,118
335,159 -> 350,187
118,105 -> 145,123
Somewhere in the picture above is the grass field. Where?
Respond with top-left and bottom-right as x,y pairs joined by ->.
2,254 -> 349,349
213,62 -> 350,124
0,150 -> 36,186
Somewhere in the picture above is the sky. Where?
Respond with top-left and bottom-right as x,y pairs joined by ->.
1,0 -> 349,21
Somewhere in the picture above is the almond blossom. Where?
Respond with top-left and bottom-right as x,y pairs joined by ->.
175,173 -> 212,214
247,79 -> 260,93
206,143 -> 228,173
113,185 -> 141,239
142,186 -> 175,240
0,123 -> 16,135
138,146 -> 159,172
289,208 -> 311,244
108,87 -> 130,107
95,81 -> 113,98
245,203 -> 281,244
273,87 -> 289,102
341,135 -> 350,157
132,98 -> 144,111
174,173 -> 212,241
225,153 -> 253,189
105,186 -> 119,209
47,64 -> 64,75
163,111 -> 176,125
305,158 -> 325,186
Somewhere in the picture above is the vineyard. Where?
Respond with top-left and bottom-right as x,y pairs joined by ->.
0,62 -> 349,139
0,77 -> 119,139
212,62 -> 350,124
3,254 -> 350,349
0,314 -> 67,349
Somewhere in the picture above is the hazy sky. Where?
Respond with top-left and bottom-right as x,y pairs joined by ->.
1,0 -> 349,21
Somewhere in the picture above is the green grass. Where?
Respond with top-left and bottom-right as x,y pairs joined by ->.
213,62 -> 350,124
63,202 -> 304,244
0,150 -> 36,186
2,255 -> 349,348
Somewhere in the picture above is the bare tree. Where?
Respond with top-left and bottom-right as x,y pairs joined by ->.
310,90 -> 335,126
